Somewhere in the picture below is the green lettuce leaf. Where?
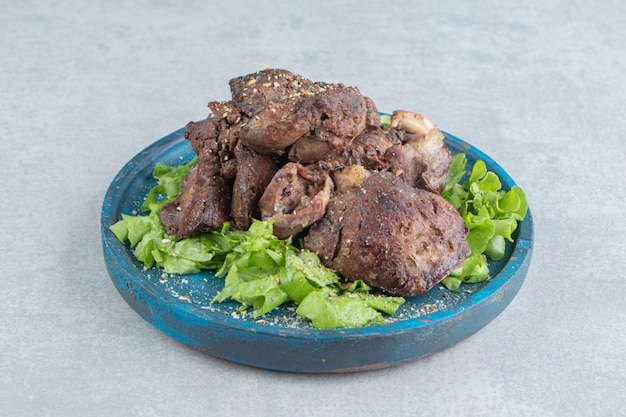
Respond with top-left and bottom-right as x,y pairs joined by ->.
296,290 -> 385,329
109,159 -> 210,275
441,153 -> 529,291
110,146 -> 527,326
141,157 -> 196,211
209,221 -> 404,326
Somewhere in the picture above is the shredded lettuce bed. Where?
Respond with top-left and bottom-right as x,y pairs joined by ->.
110,158 -> 404,328
110,148 -> 527,328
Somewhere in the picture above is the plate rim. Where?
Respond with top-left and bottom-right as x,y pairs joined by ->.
101,125 -> 534,370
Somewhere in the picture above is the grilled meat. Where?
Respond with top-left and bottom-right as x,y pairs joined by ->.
231,143 -> 277,231
304,172 -> 470,296
387,110 -> 451,193
258,162 -> 333,239
159,68 -> 469,296
159,119 -> 232,238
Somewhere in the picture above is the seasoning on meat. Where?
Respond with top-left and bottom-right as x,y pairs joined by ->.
160,68 -> 470,296
231,142 -> 277,231
258,162 -> 332,239
304,172 -> 470,296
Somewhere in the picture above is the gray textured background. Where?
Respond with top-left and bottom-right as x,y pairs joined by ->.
1,1 -> 624,416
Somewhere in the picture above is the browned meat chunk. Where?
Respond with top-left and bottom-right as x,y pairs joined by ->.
159,164 -> 232,239
258,162 -> 333,239
230,143 -> 277,230
307,86 -> 370,152
364,96 -> 382,127
304,171 -> 470,296
387,110 -> 450,193
184,118 -> 218,155
207,101 -> 241,125
339,126 -> 399,171
238,100 -> 312,154
159,120 -> 232,238
228,68 -> 328,117
288,134 -> 336,164
229,68 -> 329,155
232,69 -> 377,157
287,95 -> 383,165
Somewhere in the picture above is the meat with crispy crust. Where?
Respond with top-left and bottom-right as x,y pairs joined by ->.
304,171 -> 470,296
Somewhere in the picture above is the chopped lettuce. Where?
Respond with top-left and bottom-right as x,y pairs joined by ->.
110,147 -> 527,327
141,157 -> 196,211
110,160 -> 404,328
380,113 -> 392,127
296,290 -> 386,329
209,219 -> 405,327
441,153 -> 528,291
109,158 -> 229,275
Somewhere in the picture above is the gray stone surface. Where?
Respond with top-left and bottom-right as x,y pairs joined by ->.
1,1 -> 624,416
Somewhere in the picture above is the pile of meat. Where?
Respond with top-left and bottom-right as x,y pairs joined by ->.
160,69 -> 470,296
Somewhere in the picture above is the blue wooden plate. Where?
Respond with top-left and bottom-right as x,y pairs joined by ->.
101,126 -> 533,373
